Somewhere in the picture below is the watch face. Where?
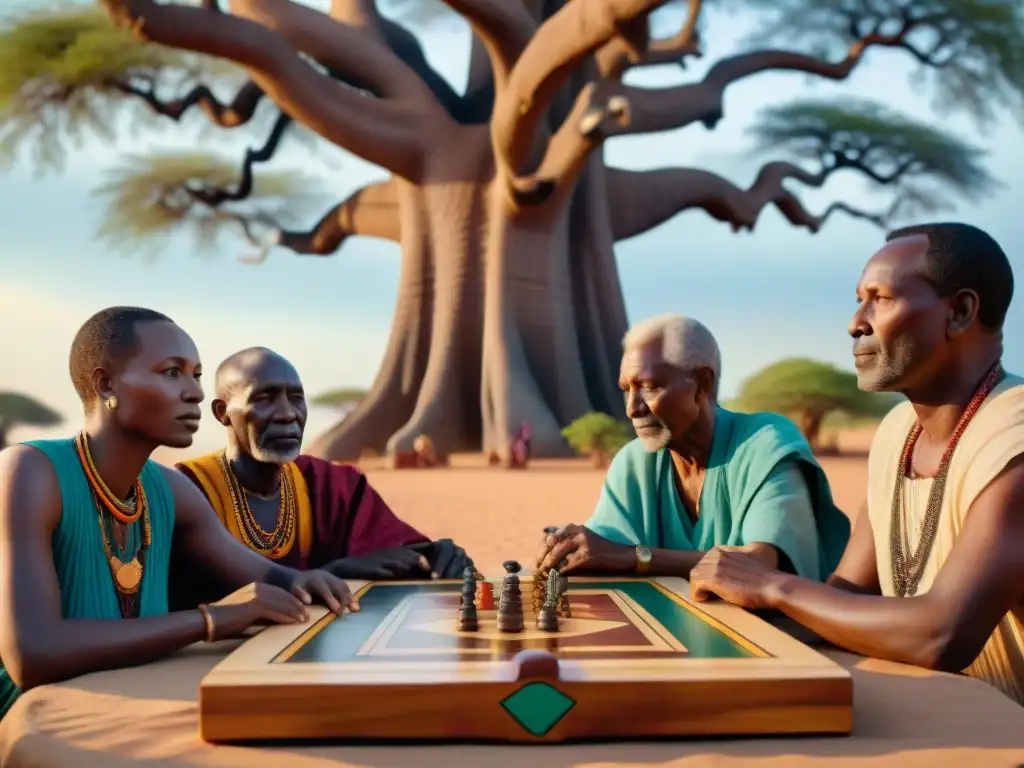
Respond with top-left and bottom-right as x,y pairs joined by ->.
637,546 -> 652,563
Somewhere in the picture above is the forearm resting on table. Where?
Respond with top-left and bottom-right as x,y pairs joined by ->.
651,543 -> 782,577
8,610 -> 208,690
770,576 -> 956,670
647,548 -> 706,577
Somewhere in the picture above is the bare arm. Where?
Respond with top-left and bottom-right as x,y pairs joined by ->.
163,467 -> 291,591
0,446 -> 208,691
767,456 -> 1024,671
826,503 -> 881,595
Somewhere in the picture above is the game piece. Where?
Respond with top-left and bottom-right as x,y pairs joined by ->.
555,569 -> 571,617
458,605 -> 478,631
536,604 -> 559,632
477,581 -> 495,610
536,570 -> 560,632
497,570 -> 524,632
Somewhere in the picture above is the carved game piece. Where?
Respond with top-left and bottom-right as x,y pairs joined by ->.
536,569 -> 561,632
458,568 -> 479,631
555,570 -> 571,617
497,562 -> 524,632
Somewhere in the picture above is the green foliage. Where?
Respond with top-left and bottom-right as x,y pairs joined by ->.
749,98 -> 998,221
93,151 -> 325,255
731,358 -> 900,421
735,0 -> 1024,127
0,4 -> 241,172
0,392 -> 63,427
311,388 -> 369,407
562,412 -> 632,456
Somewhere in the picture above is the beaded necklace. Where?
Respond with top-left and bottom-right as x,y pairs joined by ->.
74,432 -> 152,618
889,361 -> 1003,597
217,452 -> 296,559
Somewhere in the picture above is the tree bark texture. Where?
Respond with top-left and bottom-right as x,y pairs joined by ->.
99,0 -> 919,460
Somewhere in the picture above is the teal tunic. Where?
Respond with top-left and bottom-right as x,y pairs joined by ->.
0,438 -> 175,719
585,408 -> 850,581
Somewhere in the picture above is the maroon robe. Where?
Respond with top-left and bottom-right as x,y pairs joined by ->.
291,455 -> 429,569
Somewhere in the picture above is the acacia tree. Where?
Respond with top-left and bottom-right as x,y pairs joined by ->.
0,393 -> 63,449
731,358 -> 900,449
3,0 -> 1021,460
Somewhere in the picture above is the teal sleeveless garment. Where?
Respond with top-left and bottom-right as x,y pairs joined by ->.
0,438 -> 175,719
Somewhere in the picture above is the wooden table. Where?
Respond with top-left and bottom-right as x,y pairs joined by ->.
2,615 -> 1023,766
200,577 -> 852,743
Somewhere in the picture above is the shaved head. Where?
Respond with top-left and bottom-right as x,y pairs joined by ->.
215,347 -> 295,400
212,347 -> 307,465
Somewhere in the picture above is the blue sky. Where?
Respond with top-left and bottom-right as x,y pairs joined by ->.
2,1 -> 1023,457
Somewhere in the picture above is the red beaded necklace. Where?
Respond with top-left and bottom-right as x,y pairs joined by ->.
889,361 -> 1003,597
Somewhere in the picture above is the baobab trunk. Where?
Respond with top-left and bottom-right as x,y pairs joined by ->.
308,125 -> 491,459
309,127 -> 627,461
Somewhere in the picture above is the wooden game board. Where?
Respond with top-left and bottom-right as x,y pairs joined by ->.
199,577 -> 852,743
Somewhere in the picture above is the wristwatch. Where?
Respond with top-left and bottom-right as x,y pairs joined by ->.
634,545 -> 653,574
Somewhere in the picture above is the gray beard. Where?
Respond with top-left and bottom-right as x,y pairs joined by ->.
248,424 -> 301,465
636,424 -> 672,453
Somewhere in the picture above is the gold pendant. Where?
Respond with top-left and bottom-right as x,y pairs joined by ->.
111,557 -> 143,593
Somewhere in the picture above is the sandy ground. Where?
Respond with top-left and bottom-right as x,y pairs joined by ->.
357,426 -> 877,576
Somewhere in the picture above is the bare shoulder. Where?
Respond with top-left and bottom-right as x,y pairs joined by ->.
0,444 -> 62,534
156,463 -> 215,521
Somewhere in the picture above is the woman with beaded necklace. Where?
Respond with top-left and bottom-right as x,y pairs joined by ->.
0,307 -> 357,719
688,223 -> 1024,706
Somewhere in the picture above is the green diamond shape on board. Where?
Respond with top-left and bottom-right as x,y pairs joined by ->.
500,682 -> 576,736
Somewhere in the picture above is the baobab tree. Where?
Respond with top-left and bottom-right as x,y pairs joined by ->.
2,0 -> 1020,459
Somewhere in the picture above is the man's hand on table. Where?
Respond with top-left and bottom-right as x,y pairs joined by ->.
289,568 -> 360,613
689,545 -> 788,610
327,548 -> 434,580
535,524 -> 636,574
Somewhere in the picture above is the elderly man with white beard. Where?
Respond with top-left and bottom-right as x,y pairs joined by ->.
536,314 -> 849,583
172,347 -> 475,609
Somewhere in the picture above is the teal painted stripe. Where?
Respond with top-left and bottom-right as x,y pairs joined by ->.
606,581 -> 755,659
283,583 -> 461,663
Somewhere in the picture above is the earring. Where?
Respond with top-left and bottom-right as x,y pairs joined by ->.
106,395 -> 118,411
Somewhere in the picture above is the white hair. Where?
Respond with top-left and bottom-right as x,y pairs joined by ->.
622,313 -> 722,399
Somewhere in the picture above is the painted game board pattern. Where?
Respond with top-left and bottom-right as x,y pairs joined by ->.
278,580 -> 756,664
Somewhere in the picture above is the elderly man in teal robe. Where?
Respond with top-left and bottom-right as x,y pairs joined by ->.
537,314 -> 850,582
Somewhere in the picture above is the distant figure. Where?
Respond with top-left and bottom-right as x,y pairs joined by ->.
175,347 -> 474,598
689,222 -> 1024,706
536,313 -> 849,584
508,426 -> 530,469
520,422 -> 532,460
413,434 -> 440,467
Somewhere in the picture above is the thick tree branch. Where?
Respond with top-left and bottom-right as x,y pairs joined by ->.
99,0 -> 429,180
326,0 -> 489,124
437,0 -> 536,92
509,82 -> 630,207
606,162 -> 894,241
493,0 -> 669,196
612,19 -> 935,137
242,180 -> 399,263
229,0 -> 438,105
113,78 -> 265,127
596,0 -> 703,79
